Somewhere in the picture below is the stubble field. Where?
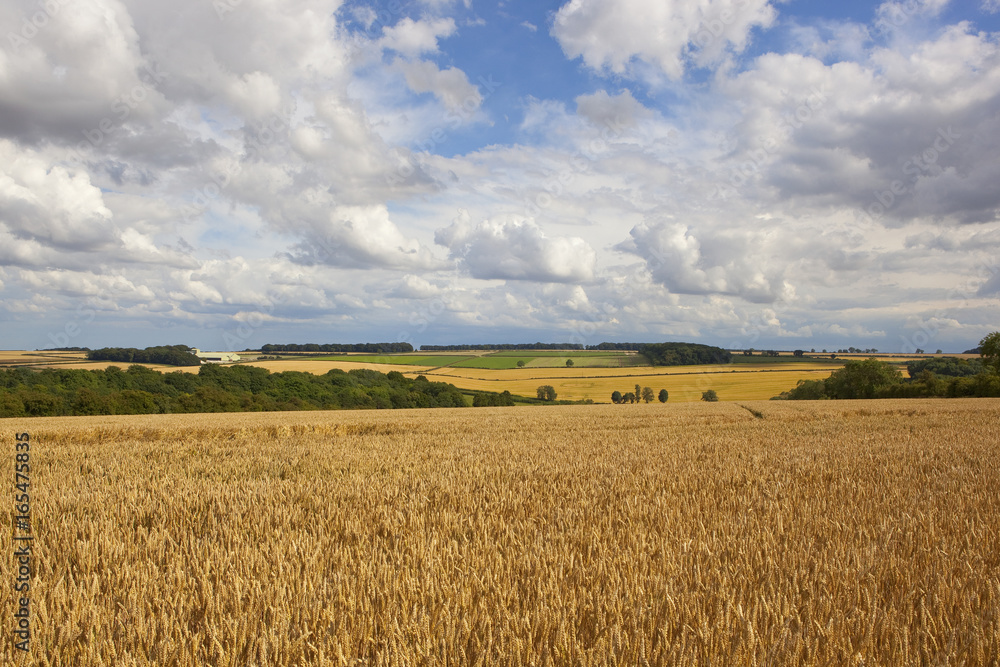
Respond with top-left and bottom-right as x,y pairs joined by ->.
2,399 -> 998,665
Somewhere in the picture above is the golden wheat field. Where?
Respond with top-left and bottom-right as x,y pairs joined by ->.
2,399 -> 999,665
243,359 -> 842,402
419,365 -> 840,402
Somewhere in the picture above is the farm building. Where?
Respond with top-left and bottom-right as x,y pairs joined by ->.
194,350 -> 241,363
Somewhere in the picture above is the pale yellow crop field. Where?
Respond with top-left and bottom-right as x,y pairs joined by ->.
2,399 -> 998,664
432,361 -> 839,379
0,351 -> 89,366
423,365 -> 840,402
245,359 -> 438,375
37,362 -> 203,373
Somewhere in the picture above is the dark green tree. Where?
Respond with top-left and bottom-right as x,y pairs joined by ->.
611,390 -> 623,404
658,389 -> 668,403
824,358 -> 902,399
536,385 -> 557,401
701,389 -> 719,402
980,331 -> 1000,373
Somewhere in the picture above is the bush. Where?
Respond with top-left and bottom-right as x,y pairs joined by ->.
701,389 -> 719,402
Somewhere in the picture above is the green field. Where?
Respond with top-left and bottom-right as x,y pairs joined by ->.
308,351 -> 646,370
489,350 -> 633,357
451,354 -> 638,369
313,355 -> 473,366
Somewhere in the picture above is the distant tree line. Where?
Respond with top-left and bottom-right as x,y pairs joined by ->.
472,390 -> 516,407
260,343 -> 414,354
421,343 -> 585,351
588,342 -> 643,350
419,341 -> 732,366
638,343 -> 732,366
87,345 -> 201,366
774,336 -> 1000,400
0,365 -> 484,417
906,357 -> 982,378
743,349 -> 781,357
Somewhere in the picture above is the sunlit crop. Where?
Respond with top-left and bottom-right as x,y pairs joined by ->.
3,399 -> 998,664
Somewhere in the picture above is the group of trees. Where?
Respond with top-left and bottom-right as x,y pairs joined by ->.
744,349 -> 781,357
422,343 -> 584,351
0,364 -> 485,417
774,334 -> 1000,400
639,343 -> 732,366
260,343 -> 413,354
472,390 -> 516,407
87,345 -> 201,367
611,384 -> 668,404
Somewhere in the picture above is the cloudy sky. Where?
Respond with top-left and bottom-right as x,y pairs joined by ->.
1,0 -> 999,352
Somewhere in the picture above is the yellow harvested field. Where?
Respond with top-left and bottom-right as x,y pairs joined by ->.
30,362 -> 203,373
245,359 -> 437,375
2,399 -> 998,664
0,351 -> 88,366
231,359 -> 843,401
423,364 -> 839,402
433,361 -> 841,379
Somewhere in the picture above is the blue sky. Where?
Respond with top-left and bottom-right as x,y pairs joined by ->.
1,0 -> 999,353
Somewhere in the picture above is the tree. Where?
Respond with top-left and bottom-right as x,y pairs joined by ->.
823,358 -> 902,399
658,389 -> 668,403
565,359 -> 574,367
516,360 -> 525,368
641,386 -> 654,403
701,389 -> 719,402
634,384 -> 641,400
536,385 -> 557,401
980,331 -> 1000,373
623,392 -> 635,403
793,350 -> 804,357
611,390 -> 623,404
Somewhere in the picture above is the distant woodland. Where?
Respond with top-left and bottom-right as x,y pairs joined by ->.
87,345 -> 201,366
0,365 -> 475,417
260,343 -> 415,354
